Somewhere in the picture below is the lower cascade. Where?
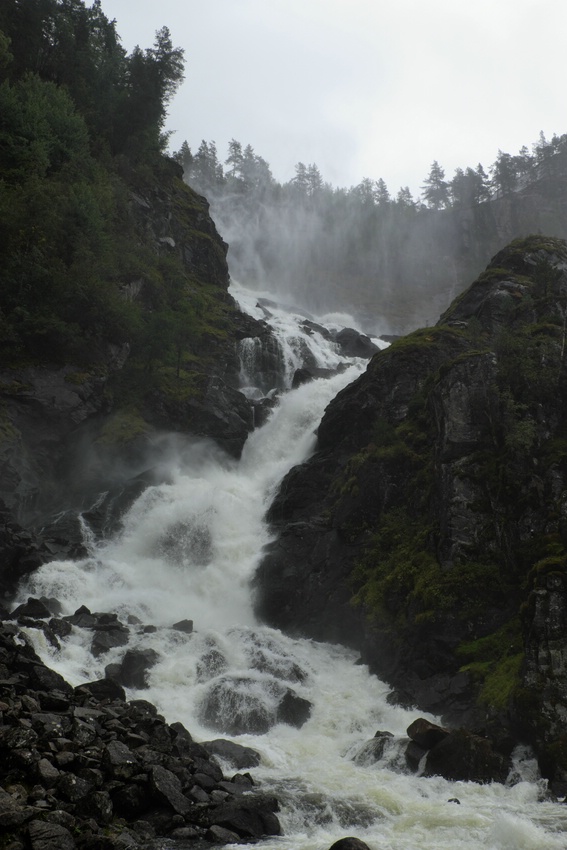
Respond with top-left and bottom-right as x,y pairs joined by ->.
11,283 -> 567,849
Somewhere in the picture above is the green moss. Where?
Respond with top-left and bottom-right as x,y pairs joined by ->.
478,653 -> 524,710
387,324 -> 466,356
155,367 -> 204,402
351,510 -> 438,623
457,618 -> 523,663
96,409 -> 152,446
64,371 -> 91,385
0,412 -> 20,443
456,619 -> 524,710
0,380 -> 31,394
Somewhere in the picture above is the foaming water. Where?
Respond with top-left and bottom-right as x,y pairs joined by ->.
18,287 -> 567,850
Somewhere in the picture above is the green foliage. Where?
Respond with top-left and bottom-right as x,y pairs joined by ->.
457,619 -> 524,710
0,2 -> 184,160
97,409 -> 153,447
352,510 -> 437,623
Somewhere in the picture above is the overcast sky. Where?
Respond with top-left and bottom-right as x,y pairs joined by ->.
95,0 -> 567,198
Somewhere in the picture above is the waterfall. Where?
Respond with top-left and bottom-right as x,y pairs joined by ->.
16,283 -> 567,850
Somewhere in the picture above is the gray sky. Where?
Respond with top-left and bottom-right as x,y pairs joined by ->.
95,0 -> 567,197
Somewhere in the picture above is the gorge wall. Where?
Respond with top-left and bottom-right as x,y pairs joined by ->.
0,157 -> 272,593
255,234 -> 567,783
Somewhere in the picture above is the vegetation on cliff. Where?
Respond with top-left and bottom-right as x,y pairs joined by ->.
0,0 -> 237,390
176,134 -> 567,332
0,0 -> 263,511
256,235 -> 567,780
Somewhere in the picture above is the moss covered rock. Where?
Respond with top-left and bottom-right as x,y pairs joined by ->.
255,236 -> 567,780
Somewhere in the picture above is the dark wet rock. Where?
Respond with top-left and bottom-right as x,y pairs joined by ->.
351,731 -> 394,765
276,688 -> 312,727
0,501 -> 53,598
328,839 -> 372,850
111,648 -> 160,689
301,319 -> 332,340
49,618 -> 72,639
146,375 -> 254,459
36,758 -> 61,788
149,765 -> 191,815
407,718 -> 450,749
240,630 -> 307,683
57,773 -> 93,803
90,623 -> 129,657
196,648 -> 228,682
111,785 -> 148,820
423,729 -> 509,783
405,740 -> 428,772
80,472 -> 161,542
31,664 -> 74,694
10,597 -> 52,619
171,618 -> 193,634
64,607 -> 97,629
202,739 -> 261,769
28,819 -> 77,850
205,824 -> 241,844
77,789 -> 113,823
200,795 -> 281,840
102,741 -> 139,780
333,327 -> 379,359
169,825 -> 202,840
199,675 -> 311,735
76,678 -> 126,702
292,368 -> 314,389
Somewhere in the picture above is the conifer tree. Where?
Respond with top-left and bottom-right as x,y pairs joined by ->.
421,160 -> 449,209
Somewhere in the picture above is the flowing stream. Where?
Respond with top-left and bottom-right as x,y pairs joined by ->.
18,283 -> 567,849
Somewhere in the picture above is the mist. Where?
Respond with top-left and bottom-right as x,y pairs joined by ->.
177,137 -> 567,336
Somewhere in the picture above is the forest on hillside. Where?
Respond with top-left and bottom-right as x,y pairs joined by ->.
3,0 -> 567,346
175,133 -> 567,333
0,0 -> 208,372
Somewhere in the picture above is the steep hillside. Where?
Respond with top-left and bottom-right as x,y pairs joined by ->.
255,235 -> 567,782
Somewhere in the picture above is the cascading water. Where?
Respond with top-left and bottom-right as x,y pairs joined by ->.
16,282 -> 567,849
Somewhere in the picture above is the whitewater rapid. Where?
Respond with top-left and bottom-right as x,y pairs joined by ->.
17,284 -> 567,849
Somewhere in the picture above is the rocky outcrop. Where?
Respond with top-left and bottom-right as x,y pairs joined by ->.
0,159 -> 273,542
254,235 -> 567,782
0,617 -> 280,848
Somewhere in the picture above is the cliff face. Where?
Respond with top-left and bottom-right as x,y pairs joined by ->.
375,161 -> 567,333
0,158 -> 267,529
255,235 -> 567,781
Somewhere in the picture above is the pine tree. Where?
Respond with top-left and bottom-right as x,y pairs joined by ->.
490,150 -> 518,196
421,160 -> 449,209
375,178 -> 390,206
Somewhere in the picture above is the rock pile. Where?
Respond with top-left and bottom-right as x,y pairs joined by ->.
0,616 -> 280,849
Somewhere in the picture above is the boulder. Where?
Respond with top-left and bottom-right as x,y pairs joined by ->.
423,729 -> 509,783
28,819 -> 77,850
292,368 -> 314,389
111,648 -> 160,689
329,840 -> 372,850
76,678 -> 126,702
149,765 -> 191,815
199,676 -> 312,735
90,623 -> 129,656
102,740 -> 140,781
351,731 -> 394,765
202,739 -> 262,769
10,597 -> 52,619
276,688 -> 312,727
334,327 -> 379,359
171,618 -> 193,634
407,717 -> 450,749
